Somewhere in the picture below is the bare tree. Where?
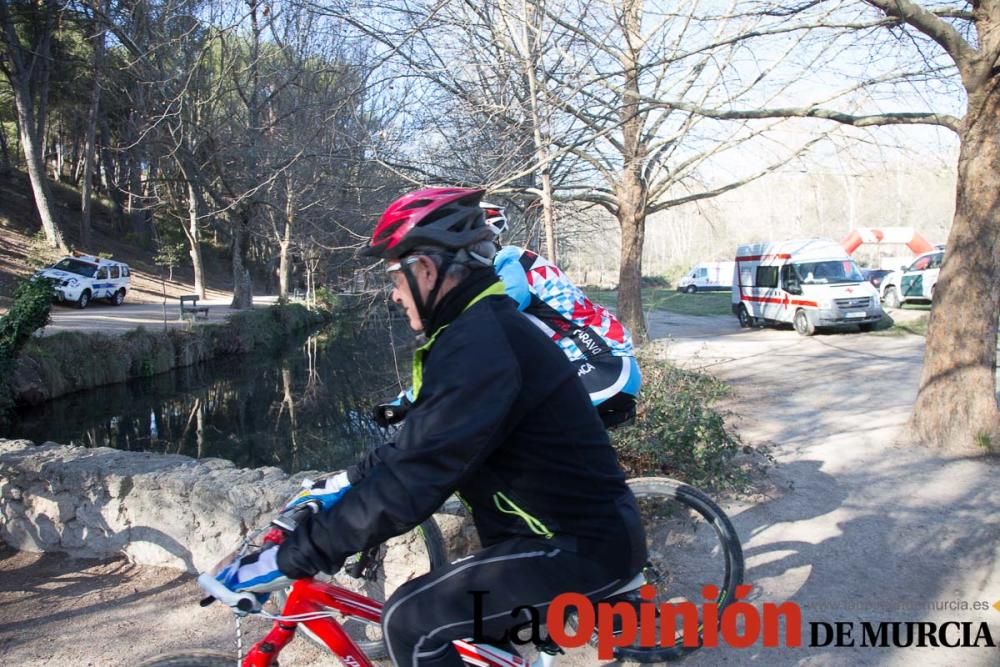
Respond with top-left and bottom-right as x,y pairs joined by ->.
0,0 -> 68,250
79,0 -> 107,248
510,0 -> 828,340
322,0 -> 826,341
649,0 -> 996,451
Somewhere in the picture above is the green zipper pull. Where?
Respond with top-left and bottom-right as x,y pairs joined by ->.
493,491 -> 554,539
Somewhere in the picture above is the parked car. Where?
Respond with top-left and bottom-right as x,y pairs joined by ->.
732,238 -> 882,336
862,268 -> 892,289
676,261 -> 735,293
879,248 -> 944,308
34,254 -> 131,309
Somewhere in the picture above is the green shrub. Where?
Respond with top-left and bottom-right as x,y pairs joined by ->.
315,286 -> 342,313
0,278 -> 52,355
640,275 -> 671,288
611,347 -> 747,492
215,303 -> 322,354
0,277 -> 53,415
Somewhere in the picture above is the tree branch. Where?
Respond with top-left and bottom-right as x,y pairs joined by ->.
864,0 -> 976,76
646,99 -> 962,134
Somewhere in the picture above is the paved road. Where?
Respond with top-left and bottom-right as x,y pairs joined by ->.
40,297 -> 281,335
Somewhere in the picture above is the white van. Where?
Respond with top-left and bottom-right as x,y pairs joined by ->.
34,254 -> 131,309
676,261 -> 736,293
732,238 -> 882,336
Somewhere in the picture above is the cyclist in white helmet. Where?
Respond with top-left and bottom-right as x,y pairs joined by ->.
483,202 -> 640,427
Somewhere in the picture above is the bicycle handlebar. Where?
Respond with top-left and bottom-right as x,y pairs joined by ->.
198,501 -> 319,611
197,573 -> 260,613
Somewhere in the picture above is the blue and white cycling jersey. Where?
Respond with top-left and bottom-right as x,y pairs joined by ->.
494,246 -> 634,363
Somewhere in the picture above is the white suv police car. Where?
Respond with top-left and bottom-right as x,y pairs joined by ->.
34,254 -> 131,309
880,247 -> 944,309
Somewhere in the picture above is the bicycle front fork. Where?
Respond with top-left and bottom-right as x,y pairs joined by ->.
242,622 -> 296,667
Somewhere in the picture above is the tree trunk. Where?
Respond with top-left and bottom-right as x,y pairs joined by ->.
540,171 -> 557,264
228,0 -> 261,311
100,121 -> 126,224
231,212 -> 253,309
278,238 -> 292,299
1,0 -> 67,252
80,21 -> 106,249
14,95 -> 67,251
518,0 -> 556,264
613,0 -> 648,343
616,182 -> 647,344
53,129 -> 64,181
910,80 -> 1000,453
0,122 -> 10,174
185,180 -> 206,299
278,181 -> 295,299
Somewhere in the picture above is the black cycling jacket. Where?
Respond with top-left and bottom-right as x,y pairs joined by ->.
277,270 -> 642,579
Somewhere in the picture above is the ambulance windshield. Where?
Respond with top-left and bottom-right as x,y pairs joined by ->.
793,260 -> 863,285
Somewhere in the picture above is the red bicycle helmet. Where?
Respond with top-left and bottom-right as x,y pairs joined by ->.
364,187 -> 494,260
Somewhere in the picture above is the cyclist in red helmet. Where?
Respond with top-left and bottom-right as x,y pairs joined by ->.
216,186 -> 647,667
374,202 -> 640,429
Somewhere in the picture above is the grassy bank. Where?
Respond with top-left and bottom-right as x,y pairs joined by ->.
8,304 -> 328,405
586,287 -> 732,316
611,344 -> 760,493
870,304 -> 932,337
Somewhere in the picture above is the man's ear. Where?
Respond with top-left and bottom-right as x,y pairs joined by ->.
417,255 -> 438,286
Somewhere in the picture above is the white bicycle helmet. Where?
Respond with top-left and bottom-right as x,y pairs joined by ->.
480,202 -> 508,237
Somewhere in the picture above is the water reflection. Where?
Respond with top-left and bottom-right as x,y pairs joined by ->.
7,322 -> 412,473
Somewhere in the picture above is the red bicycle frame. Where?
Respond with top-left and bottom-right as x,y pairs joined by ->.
240,578 -> 531,667
242,578 -> 381,667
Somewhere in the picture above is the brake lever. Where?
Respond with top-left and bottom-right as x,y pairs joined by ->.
271,500 -> 320,533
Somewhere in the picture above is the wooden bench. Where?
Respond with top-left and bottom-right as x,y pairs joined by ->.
179,295 -> 210,321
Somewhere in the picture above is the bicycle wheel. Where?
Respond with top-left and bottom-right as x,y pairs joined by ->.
612,477 -> 744,663
272,516 -> 447,659
137,652 -> 233,667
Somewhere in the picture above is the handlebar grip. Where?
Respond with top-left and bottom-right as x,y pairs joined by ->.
197,573 -> 260,613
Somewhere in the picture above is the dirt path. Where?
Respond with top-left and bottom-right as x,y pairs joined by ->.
1,312 -> 998,666
646,311 -> 1000,666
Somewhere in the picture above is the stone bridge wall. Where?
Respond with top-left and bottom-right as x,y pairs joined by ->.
0,439 -> 468,572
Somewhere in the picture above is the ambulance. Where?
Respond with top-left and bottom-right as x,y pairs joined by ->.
731,238 -> 882,336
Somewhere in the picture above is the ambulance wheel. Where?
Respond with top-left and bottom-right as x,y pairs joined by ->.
883,286 -> 901,309
111,289 -> 125,306
76,290 -> 91,309
794,309 -> 815,336
737,305 -> 753,328
684,285 -> 697,294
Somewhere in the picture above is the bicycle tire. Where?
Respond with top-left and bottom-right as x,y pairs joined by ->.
272,515 -> 448,660
602,477 -> 744,663
137,652 -> 234,667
